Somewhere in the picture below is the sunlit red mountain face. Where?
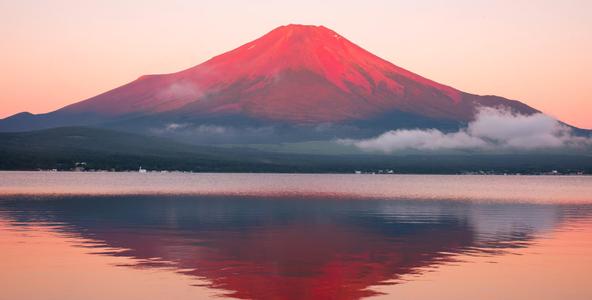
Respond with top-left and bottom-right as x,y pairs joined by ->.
60,24 -> 534,122
0,24 -> 541,142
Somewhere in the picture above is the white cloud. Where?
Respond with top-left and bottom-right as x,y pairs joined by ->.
341,107 -> 591,153
158,82 -> 203,100
156,123 -> 226,135
152,123 -> 276,139
165,123 -> 188,131
350,129 -> 487,152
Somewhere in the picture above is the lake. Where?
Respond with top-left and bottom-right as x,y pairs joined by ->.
1,172 -> 591,299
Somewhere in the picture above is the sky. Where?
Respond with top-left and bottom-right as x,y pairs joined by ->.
0,0 -> 590,128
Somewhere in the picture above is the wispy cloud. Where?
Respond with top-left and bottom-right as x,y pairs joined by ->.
151,122 -> 277,144
157,82 -> 203,100
341,107 -> 591,153
159,123 -> 227,134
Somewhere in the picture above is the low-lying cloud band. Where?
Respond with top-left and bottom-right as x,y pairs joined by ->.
341,107 -> 591,153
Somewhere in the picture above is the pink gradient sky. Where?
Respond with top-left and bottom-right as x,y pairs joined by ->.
1,0 -> 590,128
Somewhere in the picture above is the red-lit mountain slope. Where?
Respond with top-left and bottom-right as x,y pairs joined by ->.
57,24 -> 535,123
1,24 -> 544,137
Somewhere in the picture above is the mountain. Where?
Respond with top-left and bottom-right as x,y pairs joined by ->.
0,24 -> 554,143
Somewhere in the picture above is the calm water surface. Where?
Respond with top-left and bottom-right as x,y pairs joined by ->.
1,172 -> 591,300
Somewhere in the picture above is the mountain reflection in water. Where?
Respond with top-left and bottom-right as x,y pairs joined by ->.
0,195 -> 590,299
